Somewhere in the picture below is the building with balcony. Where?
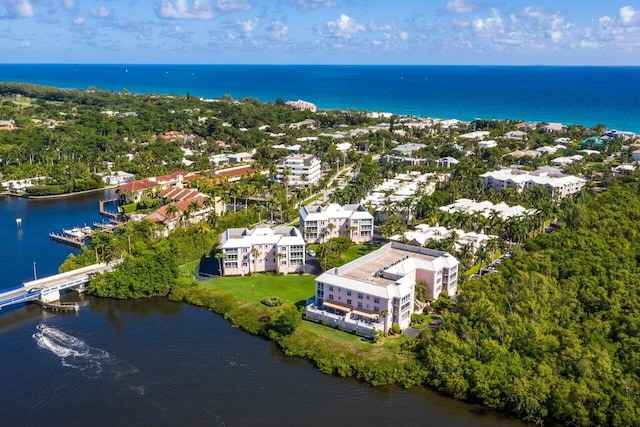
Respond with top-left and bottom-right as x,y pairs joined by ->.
220,226 -> 305,276
275,154 -> 321,187
480,167 -> 585,201
299,203 -> 374,244
305,242 -> 458,337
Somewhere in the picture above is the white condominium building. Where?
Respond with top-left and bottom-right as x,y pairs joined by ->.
299,203 -> 374,244
480,168 -> 585,200
220,227 -> 306,276
306,242 -> 459,337
275,154 -> 321,187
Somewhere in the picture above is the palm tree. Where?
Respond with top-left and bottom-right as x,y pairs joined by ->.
165,203 -> 179,222
326,222 -> 336,241
250,246 -> 260,275
215,251 -> 227,277
380,309 -> 390,335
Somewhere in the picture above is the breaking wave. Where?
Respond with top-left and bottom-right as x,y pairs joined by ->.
33,324 -> 138,379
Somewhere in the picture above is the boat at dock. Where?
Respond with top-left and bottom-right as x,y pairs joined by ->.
62,226 -> 93,239
50,225 -> 93,247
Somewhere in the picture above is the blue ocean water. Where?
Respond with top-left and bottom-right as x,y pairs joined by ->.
0,64 -> 639,131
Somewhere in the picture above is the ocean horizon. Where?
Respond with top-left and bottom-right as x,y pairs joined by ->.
1,64 -> 639,132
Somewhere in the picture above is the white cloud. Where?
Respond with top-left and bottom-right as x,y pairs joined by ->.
19,40 -> 30,47
446,0 -> 474,14
73,16 -> 84,25
64,0 -> 74,9
165,25 -> 192,39
320,14 -> 365,39
237,18 -> 259,36
471,9 -> 503,37
91,6 -> 110,19
619,6 -> 640,27
158,0 -> 215,20
369,20 -> 395,32
266,20 -> 289,41
1,0 -> 34,18
400,31 -> 409,41
216,0 -> 250,12
288,0 -> 336,10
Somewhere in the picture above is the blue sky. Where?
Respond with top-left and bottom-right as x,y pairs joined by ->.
1,0 -> 640,64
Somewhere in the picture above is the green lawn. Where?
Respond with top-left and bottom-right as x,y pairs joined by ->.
199,273 -> 316,305
300,320 -> 373,346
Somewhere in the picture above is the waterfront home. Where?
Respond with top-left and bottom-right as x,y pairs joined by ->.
146,188 -> 222,235
99,171 -> 135,186
299,203 -> 374,244
305,242 -> 459,337
118,171 -> 203,204
1,176 -> 47,193
220,226 -> 305,276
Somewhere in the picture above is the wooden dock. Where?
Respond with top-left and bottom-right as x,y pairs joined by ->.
99,198 -> 122,220
49,232 -> 87,247
93,221 -> 117,232
33,299 -> 79,312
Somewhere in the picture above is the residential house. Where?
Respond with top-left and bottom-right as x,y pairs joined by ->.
145,187 -> 223,234
228,152 -> 254,163
434,157 -> 459,168
118,171 -> 202,204
220,226 -> 306,276
299,203 -> 374,244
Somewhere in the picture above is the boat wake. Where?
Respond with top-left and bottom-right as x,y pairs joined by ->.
33,324 -> 139,380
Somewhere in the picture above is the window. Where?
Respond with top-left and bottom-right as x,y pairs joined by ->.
328,294 -> 334,300
374,306 -> 379,313
346,290 -> 351,296
358,293 -> 363,299
374,297 -> 380,304
346,299 -> 352,305
357,302 -> 363,309
317,283 -> 324,290
329,285 -> 334,291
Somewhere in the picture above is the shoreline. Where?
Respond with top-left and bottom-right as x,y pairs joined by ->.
1,185 -> 117,200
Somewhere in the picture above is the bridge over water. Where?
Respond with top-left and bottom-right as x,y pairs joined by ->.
0,263 -> 117,311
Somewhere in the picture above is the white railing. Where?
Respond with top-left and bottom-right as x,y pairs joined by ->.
305,305 -> 383,337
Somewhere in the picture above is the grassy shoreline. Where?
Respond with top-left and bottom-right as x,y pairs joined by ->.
170,272 -> 424,387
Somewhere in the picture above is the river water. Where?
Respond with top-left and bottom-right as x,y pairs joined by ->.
0,192 -> 525,426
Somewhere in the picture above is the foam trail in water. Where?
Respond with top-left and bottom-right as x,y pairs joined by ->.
33,324 -> 138,379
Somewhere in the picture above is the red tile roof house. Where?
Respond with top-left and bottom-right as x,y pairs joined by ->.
213,165 -> 255,183
146,187 -> 225,235
117,171 -> 203,204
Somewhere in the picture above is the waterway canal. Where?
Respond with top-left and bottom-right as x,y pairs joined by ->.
0,191 -> 526,426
